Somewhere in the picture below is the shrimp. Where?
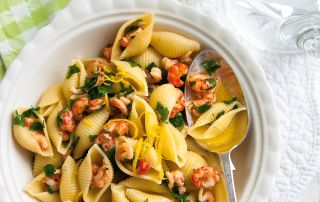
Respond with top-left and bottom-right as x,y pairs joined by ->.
165,170 -> 187,195
86,59 -> 107,78
72,97 -> 89,121
161,57 -> 178,71
150,67 -> 162,83
120,36 -> 130,48
119,96 -> 131,106
58,109 -> 76,132
103,47 -> 112,61
167,63 -> 189,88
107,121 -> 130,137
95,133 -> 114,152
198,188 -> 215,202
24,117 -> 35,127
170,89 -> 185,118
90,160 -> 112,189
137,159 -> 152,175
186,94 -> 216,117
32,132 -> 48,150
109,96 -> 128,116
116,138 -> 134,162
188,74 -> 220,93
89,98 -> 105,111
191,166 -> 219,189
42,170 -> 61,192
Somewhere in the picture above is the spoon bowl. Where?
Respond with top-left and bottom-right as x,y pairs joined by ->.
185,50 -> 251,202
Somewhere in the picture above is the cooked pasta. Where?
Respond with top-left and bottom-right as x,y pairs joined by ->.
12,12 -> 252,202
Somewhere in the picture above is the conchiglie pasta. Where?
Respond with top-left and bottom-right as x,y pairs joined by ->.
132,47 -> 162,69
159,123 -> 187,167
33,146 -> 63,176
111,13 -> 154,60
78,144 -> 114,202
38,84 -> 66,115
12,109 -> 53,156
125,188 -> 172,202
62,59 -> 87,100
214,175 -> 228,202
60,156 -> 80,202
111,184 -> 129,202
119,177 -> 169,194
151,31 -> 200,58
148,84 -> 181,122
186,136 -> 217,166
47,102 -> 73,155
24,173 -> 61,202
112,60 -> 148,96
73,108 -> 109,159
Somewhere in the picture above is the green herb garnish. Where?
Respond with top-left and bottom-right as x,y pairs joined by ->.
169,112 -> 184,130
71,136 -> 80,150
105,147 -> 116,159
43,164 -> 57,177
170,185 -> 190,202
89,135 -> 98,142
223,97 -> 237,105
232,104 -> 239,110
216,111 -> 225,119
66,64 -> 80,79
97,85 -> 114,95
124,19 -> 143,34
117,83 -> 134,97
44,184 -> 57,194
14,107 -> 39,126
146,62 -> 156,72
205,78 -> 217,90
201,60 -> 220,75
155,102 -> 169,123
113,130 -> 120,137
148,86 -> 154,93
29,122 -> 44,131
119,45 -> 126,52
127,60 -> 140,67
196,103 -> 211,113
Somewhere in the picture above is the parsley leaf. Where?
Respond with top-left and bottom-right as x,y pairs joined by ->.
146,62 -> 156,72
97,85 -> 114,95
216,111 -> 225,119
232,104 -> 239,110
223,97 -> 237,104
105,147 -> 116,159
148,86 -> 154,93
127,60 -> 140,67
196,103 -> 211,113
169,113 -> 184,130
170,185 -> 190,202
43,164 -> 56,177
201,60 -> 220,75
155,102 -> 169,123
89,135 -> 98,142
44,184 -> 57,194
113,130 -> 120,137
124,19 -> 143,34
205,78 -> 217,90
66,64 -> 80,79
29,122 -> 44,131
71,136 -> 80,150
117,83 -> 134,97
13,107 -> 39,126
14,111 -> 25,126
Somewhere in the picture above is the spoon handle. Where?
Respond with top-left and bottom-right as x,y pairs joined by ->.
219,152 -> 237,202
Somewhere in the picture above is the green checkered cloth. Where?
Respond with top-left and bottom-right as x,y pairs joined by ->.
0,0 -> 70,79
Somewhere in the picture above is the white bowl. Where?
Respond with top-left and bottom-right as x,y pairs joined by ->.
0,0 -> 280,201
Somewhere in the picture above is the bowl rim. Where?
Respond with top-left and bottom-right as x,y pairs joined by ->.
0,0 -> 280,201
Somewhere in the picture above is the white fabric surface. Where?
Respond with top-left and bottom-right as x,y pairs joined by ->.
177,0 -> 320,201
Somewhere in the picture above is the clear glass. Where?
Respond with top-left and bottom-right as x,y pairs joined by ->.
226,0 -> 320,55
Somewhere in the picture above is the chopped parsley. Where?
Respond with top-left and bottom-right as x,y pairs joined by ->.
44,184 -> 57,194
127,60 -> 140,67
113,130 -> 120,137
81,75 -> 115,99
158,68 -> 168,85
66,64 -> 80,79
189,81 -> 196,87
170,185 -> 190,202
223,97 -> 237,105
196,103 -> 211,113
117,83 -> 134,97
216,111 -> 225,119
146,62 -> 156,72
169,112 -> 184,130
56,113 -> 63,126
43,164 -> 57,177
105,147 -> 116,159
232,104 -> 239,110
89,135 -> 98,142
155,102 -> 169,123
97,85 -> 114,95
119,45 -> 126,52
205,78 -> 217,90
71,136 -> 80,150
124,19 -> 143,34
14,107 -> 39,126
29,121 -> 44,131
201,60 -> 220,75
148,86 -> 154,93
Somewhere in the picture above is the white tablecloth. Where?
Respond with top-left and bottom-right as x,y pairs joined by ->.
177,0 -> 320,201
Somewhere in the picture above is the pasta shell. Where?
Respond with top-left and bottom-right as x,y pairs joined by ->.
180,151 -> 208,190
129,95 -> 159,144
111,184 -> 129,202
97,187 -> 112,202
111,13 -> 154,60
112,60 -> 148,96
33,146 -> 63,177
12,109 -> 53,156
24,172 -> 61,202
119,177 -> 169,194
148,84 -> 180,122
62,59 -> 87,100
151,31 -> 200,58
60,156 -> 80,202
47,103 -> 73,155
125,188 -> 172,202
38,84 -> 65,109
40,103 -> 59,118
78,144 -> 114,202
214,175 -> 228,202
159,123 -> 187,167
73,108 -> 109,159
132,47 -> 162,69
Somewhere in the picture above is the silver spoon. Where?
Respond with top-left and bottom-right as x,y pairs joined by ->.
184,50 -> 251,202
